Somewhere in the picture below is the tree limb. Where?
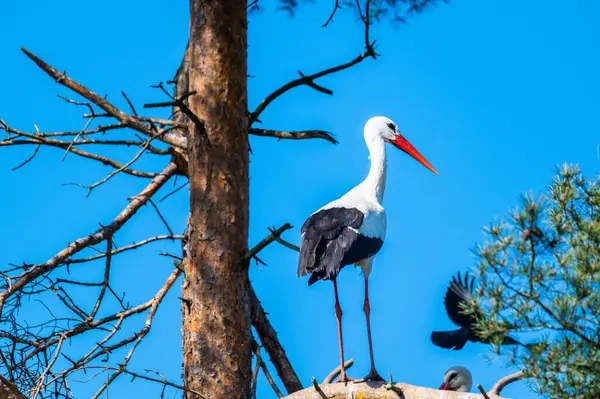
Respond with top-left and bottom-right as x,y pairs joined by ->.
20,48 -> 187,149
0,162 -> 178,315
249,128 -> 337,144
322,359 -> 354,384
250,285 -> 303,394
249,47 -> 374,125
489,370 -> 526,396
241,223 -> 293,266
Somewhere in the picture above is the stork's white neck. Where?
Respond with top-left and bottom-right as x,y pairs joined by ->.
362,136 -> 387,203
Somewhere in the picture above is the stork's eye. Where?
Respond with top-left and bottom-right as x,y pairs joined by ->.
386,122 -> 396,131
448,373 -> 458,382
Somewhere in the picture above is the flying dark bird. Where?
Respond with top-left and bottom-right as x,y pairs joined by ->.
438,366 -> 473,392
431,272 -> 522,350
298,116 -> 438,382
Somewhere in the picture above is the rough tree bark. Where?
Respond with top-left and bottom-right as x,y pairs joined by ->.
182,1 -> 251,398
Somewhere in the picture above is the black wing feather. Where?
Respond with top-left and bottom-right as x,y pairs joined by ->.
298,207 -> 365,285
444,272 -> 478,328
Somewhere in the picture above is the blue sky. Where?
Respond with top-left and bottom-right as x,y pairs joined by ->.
1,0 -> 600,398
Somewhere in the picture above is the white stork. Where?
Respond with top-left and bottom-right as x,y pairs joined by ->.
297,116 -> 438,382
439,366 -> 473,392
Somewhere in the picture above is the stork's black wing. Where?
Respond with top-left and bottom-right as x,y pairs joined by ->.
298,207 -> 375,285
444,272 -> 477,328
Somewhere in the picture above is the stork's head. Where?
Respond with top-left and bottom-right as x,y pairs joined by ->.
364,116 -> 438,174
439,366 -> 472,392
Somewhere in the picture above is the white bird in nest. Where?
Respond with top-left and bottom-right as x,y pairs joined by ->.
439,366 -> 473,392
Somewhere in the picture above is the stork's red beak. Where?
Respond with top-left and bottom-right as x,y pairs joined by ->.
439,382 -> 451,390
387,134 -> 438,175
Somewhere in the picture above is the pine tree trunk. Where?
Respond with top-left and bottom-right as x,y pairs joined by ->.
182,1 -> 250,398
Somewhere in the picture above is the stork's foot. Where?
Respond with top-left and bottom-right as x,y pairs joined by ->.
356,369 -> 385,383
334,373 -> 356,384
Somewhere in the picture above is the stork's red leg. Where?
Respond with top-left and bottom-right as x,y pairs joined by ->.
333,279 -> 354,383
360,277 -> 385,382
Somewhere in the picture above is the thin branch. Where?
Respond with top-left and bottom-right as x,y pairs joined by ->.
356,0 -> 376,58
143,91 -> 205,138
11,144 -> 40,171
30,335 -> 65,398
241,224 -> 293,266
477,384 -> 491,399
148,199 -> 175,238
311,377 -> 328,399
89,236 -> 113,319
3,122 -> 128,138
252,340 -> 284,398
251,343 -> 261,399
80,131 -> 163,195
249,51 -> 373,124
322,0 -> 341,27
249,128 -> 337,144
250,285 -> 302,394
489,370 -> 525,395
65,235 -> 183,264
0,162 -> 178,314
91,268 -> 184,399
0,127 -> 158,178
88,366 -> 203,397
322,359 -> 354,384
121,91 -> 138,116
20,48 -> 186,149
159,180 -> 189,202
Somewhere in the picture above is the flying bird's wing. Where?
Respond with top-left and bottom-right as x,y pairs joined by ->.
298,207 -> 380,285
444,272 -> 476,328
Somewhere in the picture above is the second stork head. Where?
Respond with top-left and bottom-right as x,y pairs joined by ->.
439,366 -> 473,392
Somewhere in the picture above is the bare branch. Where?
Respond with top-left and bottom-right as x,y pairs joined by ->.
252,340 -> 284,398
249,128 -> 337,144
159,180 -> 189,202
91,267 -> 184,399
250,285 -> 302,394
0,126 -> 159,178
80,130 -> 164,195
241,223 -> 293,266
477,384 -> 491,399
143,91 -> 205,137
249,2 -> 376,125
0,162 -> 178,314
322,359 -> 354,384
322,0 -> 341,27
249,48 -> 373,125
20,48 -> 187,149
489,370 -> 526,395
11,144 -> 40,171
148,199 -> 175,238
65,235 -> 183,264
89,236 -> 113,319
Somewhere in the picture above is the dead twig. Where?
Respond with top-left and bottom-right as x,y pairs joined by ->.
0,162 -> 178,315
249,128 -> 337,144
477,384 -> 491,399
489,370 -> 525,395
20,48 -> 186,149
90,267 -> 184,399
250,286 -> 302,394
322,0 -> 341,27
252,340 -> 284,398
311,377 -> 328,399
241,223 -> 293,266
322,359 -> 354,384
